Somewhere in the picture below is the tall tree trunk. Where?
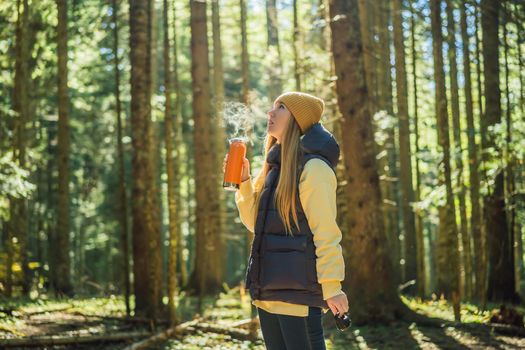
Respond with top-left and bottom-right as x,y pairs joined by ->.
481,0 -> 515,303
512,1 -> 524,296
460,0 -> 482,303
111,0 -> 130,317
56,0 -> 73,296
368,0 -> 401,285
502,1 -> 518,297
445,0 -> 471,301
11,0 -> 31,296
328,0 -> 418,324
210,0 -> 226,296
129,0 -> 160,321
409,0 -> 426,298
190,0 -> 220,309
429,0 -> 460,304
266,0 -> 282,99
392,0 -> 418,295
163,0 -> 179,326
473,2 -> 487,306
172,0 -> 186,290
322,0 -> 350,288
148,0 -> 164,315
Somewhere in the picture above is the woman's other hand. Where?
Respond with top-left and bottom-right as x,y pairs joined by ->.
326,291 -> 349,316
223,154 -> 251,182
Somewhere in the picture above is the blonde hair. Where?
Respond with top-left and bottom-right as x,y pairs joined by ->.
252,115 -> 303,235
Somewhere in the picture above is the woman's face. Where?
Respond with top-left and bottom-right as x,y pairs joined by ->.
267,101 -> 291,143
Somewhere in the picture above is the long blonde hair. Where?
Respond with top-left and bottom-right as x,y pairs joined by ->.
252,115 -> 303,235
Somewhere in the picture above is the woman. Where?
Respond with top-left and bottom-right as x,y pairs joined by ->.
224,91 -> 348,350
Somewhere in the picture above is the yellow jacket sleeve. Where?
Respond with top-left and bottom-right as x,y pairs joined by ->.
299,158 -> 345,300
234,176 -> 256,233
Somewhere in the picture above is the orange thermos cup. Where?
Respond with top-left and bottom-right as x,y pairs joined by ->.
223,138 -> 247,191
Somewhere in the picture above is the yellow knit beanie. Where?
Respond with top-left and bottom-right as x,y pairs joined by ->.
274,91 -> 325,134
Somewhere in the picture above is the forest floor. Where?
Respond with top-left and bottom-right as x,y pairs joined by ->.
1,286 -> 524,349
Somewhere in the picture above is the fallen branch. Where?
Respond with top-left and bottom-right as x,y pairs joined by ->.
191,321 -> 256,341
122,319 -> 201,350
122,317 -> 259,350
227,318 -> 254,328
0,330 -> 151,348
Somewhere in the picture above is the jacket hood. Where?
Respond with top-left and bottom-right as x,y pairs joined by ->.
266,122 -> 340,168
300,122 -> 340,168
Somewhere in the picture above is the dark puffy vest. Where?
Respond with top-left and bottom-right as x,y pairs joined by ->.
245,123 -> 340,308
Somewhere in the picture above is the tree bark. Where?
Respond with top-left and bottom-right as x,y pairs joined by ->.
445,0 -> 471,301
328,0 -> 415,324
481,0 -> 515,303
129,0 -> 160,320
473,1 -> 487,306
409,0 -> 426,298
460,0 -> 482,303
266,0 -> 282,99
163,0 -> 179,326
111,0 -> 130,317
56,0 -> 73,296
11,0 -> 31,297
502,1 -> 518,298
392,0 -> 418,295
211,0 -> 226,296
429,0 -> 460,303
189,0 -> 220,307
172,0 -> 187,290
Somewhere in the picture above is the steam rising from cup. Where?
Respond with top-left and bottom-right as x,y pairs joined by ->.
221,98 -> 268,144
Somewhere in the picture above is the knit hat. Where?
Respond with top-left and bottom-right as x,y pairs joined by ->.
274,91 -> 325,134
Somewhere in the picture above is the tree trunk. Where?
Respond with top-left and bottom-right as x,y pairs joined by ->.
56,0 -> 73,296
11,0 -> 31,296
445,0 -> 471,301
211,0 -> 226,296
189,0 -> 220,307
129,0 -> 160,321
266,0 -> 282,99
473,0 -> 487,306
163,0 -> 179,326
460,0 -> 482,304
409,0 -> 426,298
429,0 -> 460,303
481,0 -> 515,303
328,0 -> 414,324
148,0 -> 164,316
111,0 -> 130,317
502,1 -> 518,298
392,0 -> 418,295
172,0 -> 187,290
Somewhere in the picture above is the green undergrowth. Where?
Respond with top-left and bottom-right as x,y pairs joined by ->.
1,289 -> 523,349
